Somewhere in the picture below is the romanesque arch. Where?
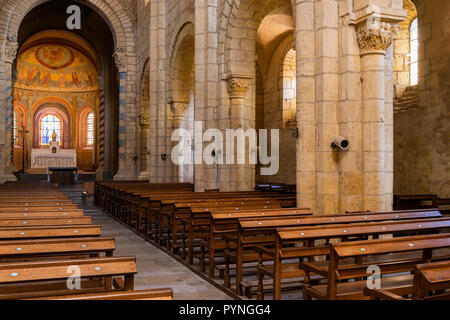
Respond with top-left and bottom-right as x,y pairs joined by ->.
0,0 -> 137,182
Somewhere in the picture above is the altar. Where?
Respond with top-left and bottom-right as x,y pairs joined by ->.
31,147 -> 77,168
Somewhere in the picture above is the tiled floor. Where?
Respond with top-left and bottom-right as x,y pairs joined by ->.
61,185 -> 232,300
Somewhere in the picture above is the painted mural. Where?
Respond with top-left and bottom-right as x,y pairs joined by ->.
12,30 -> 100,172
15,44 -> 98,92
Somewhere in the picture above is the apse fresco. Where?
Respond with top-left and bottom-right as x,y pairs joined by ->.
15,44 -> 98,92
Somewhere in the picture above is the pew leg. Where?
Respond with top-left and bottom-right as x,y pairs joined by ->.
124,274 -> 134,291
257,269 -> 264,300
303,271 -> 312,300
200,244 -> 205,273
224,256 -> 230,288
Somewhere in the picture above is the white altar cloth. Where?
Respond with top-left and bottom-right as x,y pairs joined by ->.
31,148 -> 77,168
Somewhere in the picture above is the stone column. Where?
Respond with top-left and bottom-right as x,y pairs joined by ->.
356,20 -> 398,211
295,0 -> 316,211
112,48 -> 129,180
137,112 -> 150,180
0,39 -> 18,183
172,101 -> 189,182
226,75 -> 252,191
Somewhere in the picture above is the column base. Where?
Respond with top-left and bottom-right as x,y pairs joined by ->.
137,171 -> 150,181
113,170 -> 130,181
0,172 -> 18,184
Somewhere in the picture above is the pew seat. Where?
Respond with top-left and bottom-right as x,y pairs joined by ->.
28,288 -> 174,300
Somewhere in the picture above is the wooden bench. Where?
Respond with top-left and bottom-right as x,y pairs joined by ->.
29,288 -> 174,300
0,204 -> 79,212
162,202 -> 286,254
364,260 -> 450,300
186,207 -> 311,266
0,209 -> 84,218
0,216 -> 91,227
0,237 -> 115,262
0,225 -> 102,240
263,217 -> 450,300
0,200 -> 74,206
304,233 -> 450,300
0,256 -> 136,299
394,195 -> 438,210
204,208 -> 312,279
231,209 -> 442,297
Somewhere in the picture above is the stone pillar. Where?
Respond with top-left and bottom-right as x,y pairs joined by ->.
0,39 -> 18,183
226,75 -> 252,191
172,101 -> 189,182
112,48 -> 129,180
356,20 -> 398,211
137,112 -> 150,180
295,0 -> 316,211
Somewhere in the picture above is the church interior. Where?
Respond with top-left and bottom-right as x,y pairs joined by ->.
0,0 -> 448,302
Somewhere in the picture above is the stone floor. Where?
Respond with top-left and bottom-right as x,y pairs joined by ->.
60,184 -> 232,300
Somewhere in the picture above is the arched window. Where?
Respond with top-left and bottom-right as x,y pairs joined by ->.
40,114 -> 61,145
410,18 -> 418,85
86,112 -> 94,146
78,108 -> 95,149
282,48 -> 296,126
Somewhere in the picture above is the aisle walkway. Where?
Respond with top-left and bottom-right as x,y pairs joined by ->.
60,184 -> 232,300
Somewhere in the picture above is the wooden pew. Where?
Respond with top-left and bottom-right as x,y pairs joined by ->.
364,260 -> 450,300
0,205 -> 79,212
204,208 -> 312,279
264,217 -> 450,300
0,225 -> 102,240
0,256 -> 137,299
162,201 -> 286,254
0,209 -> 84,218
307,233 -> 450,300
186,207 -> 309,265
232,209 -> 442,297
0,216 -> 91,227
394,195 -> 438,210
0,237 -> 115,262
29,288 -> 174,300
0,200 -> 74,206
138,192 -> 294,242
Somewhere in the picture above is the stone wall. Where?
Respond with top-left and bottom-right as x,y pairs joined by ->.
394,0 -> 450,197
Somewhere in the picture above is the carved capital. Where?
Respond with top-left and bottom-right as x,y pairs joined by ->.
113,47 -> 128,72
173,102 -> 188,115
4,40 -> 18,64
357,19 -> 398,55
139,113 -> 150,129
226,76 -> 251,99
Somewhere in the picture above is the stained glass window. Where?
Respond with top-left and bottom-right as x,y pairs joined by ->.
40,114 -> 61,145
87,112 -> 94,146
410,18 -> 418,85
